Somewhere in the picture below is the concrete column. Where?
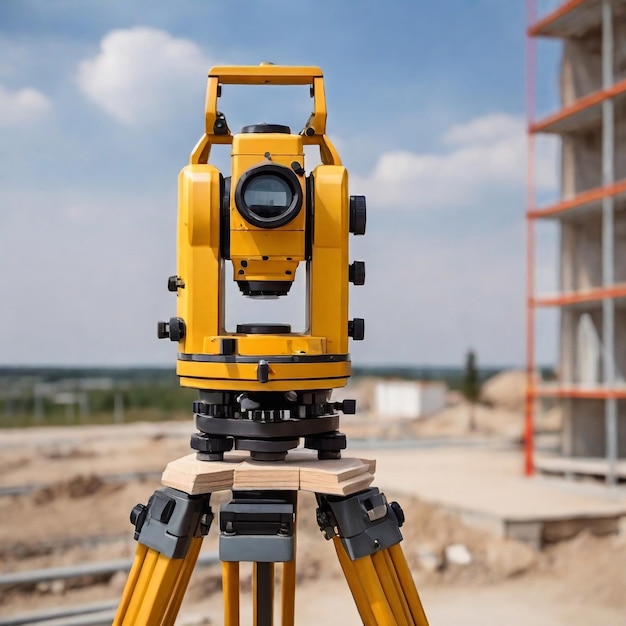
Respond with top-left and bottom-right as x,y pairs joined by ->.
601,0 -> 618,485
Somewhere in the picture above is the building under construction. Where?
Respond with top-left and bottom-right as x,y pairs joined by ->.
526,0 -> 626,482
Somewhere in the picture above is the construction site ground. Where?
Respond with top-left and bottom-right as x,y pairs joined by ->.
1,418 -> 626,625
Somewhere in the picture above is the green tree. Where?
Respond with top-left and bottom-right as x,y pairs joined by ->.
461,349 -> 480,432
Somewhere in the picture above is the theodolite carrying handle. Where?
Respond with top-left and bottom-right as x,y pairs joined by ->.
190,64 -> 341,166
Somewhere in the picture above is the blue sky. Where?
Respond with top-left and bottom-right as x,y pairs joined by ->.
0,1 -> 563,367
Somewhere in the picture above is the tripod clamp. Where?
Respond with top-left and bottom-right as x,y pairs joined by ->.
130,487 -> 214,559
219,490 -> 296,562
315,487 -> 405,560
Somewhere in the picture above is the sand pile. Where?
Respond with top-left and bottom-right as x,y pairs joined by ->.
480,369 -> 526,413
412,402 -> 523,438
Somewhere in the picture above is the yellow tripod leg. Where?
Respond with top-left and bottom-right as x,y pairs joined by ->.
388,544 -> 429,626
114,547 -> 160,625
160,536 -> 204,626
280,559 -> 296,626
352,555 -> 396,624
223,561 -> 240,626
120,549 -> 186,626
113,543 -> 150,625
332,537 -> 377,626
372,550 -> 409,626
382,548 -> 413,626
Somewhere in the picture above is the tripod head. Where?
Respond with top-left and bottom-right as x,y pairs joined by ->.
158,65 -> 367,460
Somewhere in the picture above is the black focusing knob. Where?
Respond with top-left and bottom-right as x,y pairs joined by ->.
167,275 -> 184,292
169,318 -> 185,342
349,196 -> 367,235
348,318 -> 365,341
157,318 -> 186,341
349,261 -> 366,285
334,399 -> 357,414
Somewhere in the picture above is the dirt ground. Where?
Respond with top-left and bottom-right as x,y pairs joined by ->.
1,420 -> 625,625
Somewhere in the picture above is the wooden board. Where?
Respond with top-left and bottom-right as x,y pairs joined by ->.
301,471 -> 374,495
162,450 -> 376,497
296,454 -> 374,495
161,453 -> 239,495
233,458 -> 301,490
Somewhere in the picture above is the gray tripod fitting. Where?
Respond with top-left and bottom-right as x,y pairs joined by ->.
315,487 -> 405,560
130,487 -> 214,559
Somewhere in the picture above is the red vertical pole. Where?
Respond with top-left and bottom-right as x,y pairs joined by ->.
524,0 -> 537,477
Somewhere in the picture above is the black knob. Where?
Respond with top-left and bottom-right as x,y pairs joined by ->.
305,432 -> 347,459
130,503 -> 147,531
157,318 -> 186,341
334,399 -> 357,414
213,111 -> 228,135
349,261 -> 366,285
169,317 -> 185,342
390,501 -> 405,527
291,161 -> 305,176
348,318 -> 365,340
168,275 -> 184,292
190,433 -> 234,454
349,196 -> 367,235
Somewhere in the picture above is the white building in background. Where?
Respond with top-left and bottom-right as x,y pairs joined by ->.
374,381 -> 447,420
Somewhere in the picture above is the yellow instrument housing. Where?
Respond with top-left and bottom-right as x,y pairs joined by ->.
229,133 -> 306,286
173,65 -> 356,392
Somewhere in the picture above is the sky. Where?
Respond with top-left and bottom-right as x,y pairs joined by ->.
0,0 -> 564,368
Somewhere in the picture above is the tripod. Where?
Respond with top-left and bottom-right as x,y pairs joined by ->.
114,63 -> 430,625
112,449 -> 430,625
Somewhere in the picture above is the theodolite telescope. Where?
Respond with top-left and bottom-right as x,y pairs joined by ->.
158,64 -> 367,461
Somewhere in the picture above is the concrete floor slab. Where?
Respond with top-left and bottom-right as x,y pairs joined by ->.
536,454 -> 626,480
349,444 -> 626,546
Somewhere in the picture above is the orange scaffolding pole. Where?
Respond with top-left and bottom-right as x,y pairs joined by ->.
529,0 -> 593,36
534,386 -> 626,400
533,284 -> 626,307
529,179 -> 626,219
525,0 -> 537,477
530,77 -> 626,133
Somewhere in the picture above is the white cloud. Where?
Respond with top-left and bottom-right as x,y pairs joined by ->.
0,84 -> 51,126
352,113 -> 559,210
442,113 -> 521,146
76,27 -> 214,126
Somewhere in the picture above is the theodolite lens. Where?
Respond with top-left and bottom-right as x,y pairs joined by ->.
235,164 -> 302,229
244,175 -> 292,218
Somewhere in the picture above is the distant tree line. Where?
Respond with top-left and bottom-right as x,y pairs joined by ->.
0,368 -> 197,428
351,365 -> 554,391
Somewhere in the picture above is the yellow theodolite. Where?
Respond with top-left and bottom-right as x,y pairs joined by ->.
113,64 -> 429,626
